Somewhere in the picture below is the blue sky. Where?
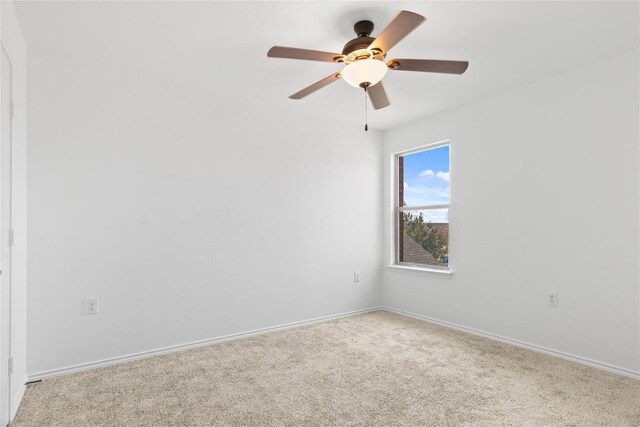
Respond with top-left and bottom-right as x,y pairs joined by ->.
402,145 -> 450,216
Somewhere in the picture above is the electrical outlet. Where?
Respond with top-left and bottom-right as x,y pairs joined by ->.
547,293 -> 558,307
84,298 -> 99,314
354,271 -> 360,283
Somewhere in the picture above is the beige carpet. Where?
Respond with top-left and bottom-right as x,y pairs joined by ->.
12,311 -> 640,426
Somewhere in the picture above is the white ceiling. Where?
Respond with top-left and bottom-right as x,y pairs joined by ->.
14,1 -> 640,130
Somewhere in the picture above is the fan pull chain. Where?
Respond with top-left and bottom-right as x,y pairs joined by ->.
364,86 -> 368,132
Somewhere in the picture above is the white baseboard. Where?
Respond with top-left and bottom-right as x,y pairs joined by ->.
382,306 -> 640,380
28,306 -> 382,382
28,305 -> 638,383
10,379 -> 26,421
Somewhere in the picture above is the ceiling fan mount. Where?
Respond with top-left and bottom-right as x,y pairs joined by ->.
353,20 -> 375,38
267,10 -> 469,114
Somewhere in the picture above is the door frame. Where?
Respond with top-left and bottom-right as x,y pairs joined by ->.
0,42 -> 14,427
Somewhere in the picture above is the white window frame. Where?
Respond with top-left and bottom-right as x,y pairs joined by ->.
389,140 -> 452,278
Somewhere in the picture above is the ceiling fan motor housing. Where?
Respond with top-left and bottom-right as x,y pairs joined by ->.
342,36 -> 375,56
342,20 -> 377,56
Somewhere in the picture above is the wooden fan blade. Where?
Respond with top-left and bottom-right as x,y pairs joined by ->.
289,73 -> 342,99
268,46 -> 343,63
368,11 -> 426,54
367,82 -> 390,110
388,59 -> 469,74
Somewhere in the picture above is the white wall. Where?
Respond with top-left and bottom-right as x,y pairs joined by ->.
382,50 -> 640,375
1,0 -> 28,420
23,27 -> 639,382
26,51 -> 382,375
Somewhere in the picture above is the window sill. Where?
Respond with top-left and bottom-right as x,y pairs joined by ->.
386,265 -> 453,278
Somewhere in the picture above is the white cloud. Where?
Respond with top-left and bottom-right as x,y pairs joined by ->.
436,171 -> 450,182
403,182 -> 408,189
403,184 -> 450,206
419,169 -> 449,182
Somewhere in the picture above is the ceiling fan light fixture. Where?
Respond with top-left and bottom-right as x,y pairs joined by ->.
341,59 -> 388,88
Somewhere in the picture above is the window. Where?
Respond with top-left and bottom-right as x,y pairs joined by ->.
395,143 -> 450,270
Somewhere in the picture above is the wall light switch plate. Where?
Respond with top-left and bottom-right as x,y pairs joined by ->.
84,298 -> 99,314
354,271 -> 360,283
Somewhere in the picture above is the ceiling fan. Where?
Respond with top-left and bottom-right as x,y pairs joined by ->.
267,10 -> 469,116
